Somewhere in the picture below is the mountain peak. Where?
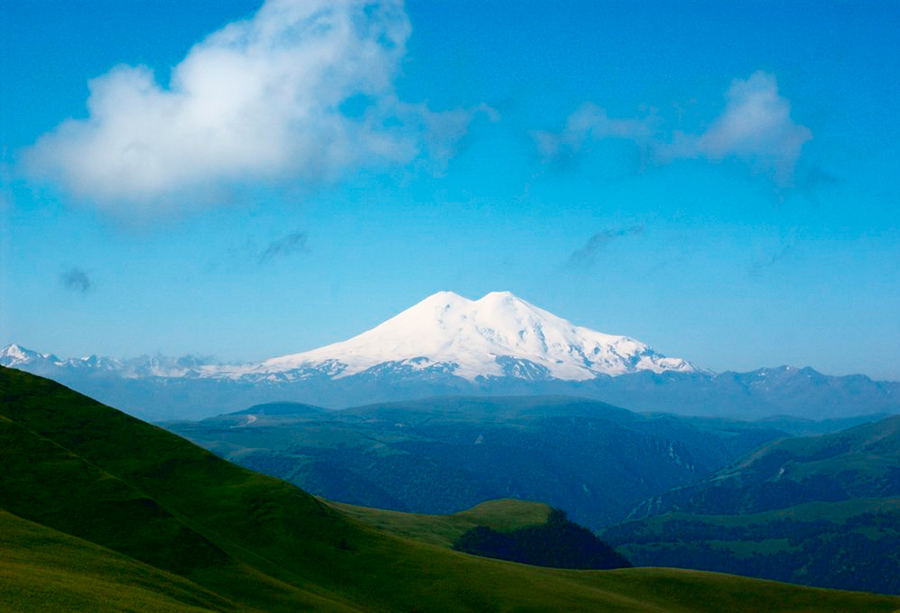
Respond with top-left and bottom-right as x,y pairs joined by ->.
411,290 -> 471,311
0,343 -> 42,363
478,290 -> 518,301
1,343 -> 27,357
421,289 -> 468,302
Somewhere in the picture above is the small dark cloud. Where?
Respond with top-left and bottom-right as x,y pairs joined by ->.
802,167 -> 840,190
257,231 -> 309,265
60,267 -> 92,293
211,230 -> 311,273
793,166 -> 841,206
568,225 -> 645,267
749,245 -> 793,278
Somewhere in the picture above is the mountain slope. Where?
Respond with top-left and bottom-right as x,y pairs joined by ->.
332,498 -> 555,548
602,416 -> 900,594
603,498 -> 900,595
628,414 -> 900,517
0,509 -> 235,613
0,368 -> 359,611
3,366 -> 899,611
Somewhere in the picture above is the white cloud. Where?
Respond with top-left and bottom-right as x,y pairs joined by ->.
536,71 -> 811,186
667,71 -> 812,185
24,0 -> 475,214
531,102 -> 660,159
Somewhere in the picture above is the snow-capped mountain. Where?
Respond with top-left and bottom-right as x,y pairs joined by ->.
0,344 -> 204,379
0,344 -> 57,368
4,291 -> 898,421
0,344 -> 97,374
217,291 -> 694,382
2,291 -> 692,385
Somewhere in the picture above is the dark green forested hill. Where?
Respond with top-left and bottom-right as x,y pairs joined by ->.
454,508 -> 632,569
3,365 -> 899,611
629,414 -> 900,517
604,416 -> 900,594
604,498 -> 900,595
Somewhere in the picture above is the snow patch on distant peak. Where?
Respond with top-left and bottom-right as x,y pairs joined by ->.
0,343 -> 51,365
1,344 -> 30,360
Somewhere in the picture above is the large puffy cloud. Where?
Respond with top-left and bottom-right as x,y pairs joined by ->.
536,71 -> 811,186
24,0 -> 472,213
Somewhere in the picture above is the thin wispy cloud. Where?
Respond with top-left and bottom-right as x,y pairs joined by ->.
748,244 -> 793,278
532,103 -> 660,160
60,267 -> 92,294
217,230 -> 311,271
568,225 -> 645,267
23,0 -> 484,215
257,231 -> 309,264
535,71 -> 811,186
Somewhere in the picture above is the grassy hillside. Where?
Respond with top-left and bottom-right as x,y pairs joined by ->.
0,509 -> 233,613
336,499 -> 628,570
3,366 -> 900,612
332,498 -> 554,548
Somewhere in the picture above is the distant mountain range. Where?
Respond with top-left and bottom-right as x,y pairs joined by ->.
4,291 -> 899,420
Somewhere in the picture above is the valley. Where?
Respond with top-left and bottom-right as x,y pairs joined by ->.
166,396 -> 788,528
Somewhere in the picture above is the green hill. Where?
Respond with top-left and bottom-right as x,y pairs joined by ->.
453,508 -> 632,569
3,365 -> 899,612
332,498 -> 555,548
0,509 -> 232,612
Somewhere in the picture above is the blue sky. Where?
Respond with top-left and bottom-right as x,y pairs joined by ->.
2,0 -> 899,379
